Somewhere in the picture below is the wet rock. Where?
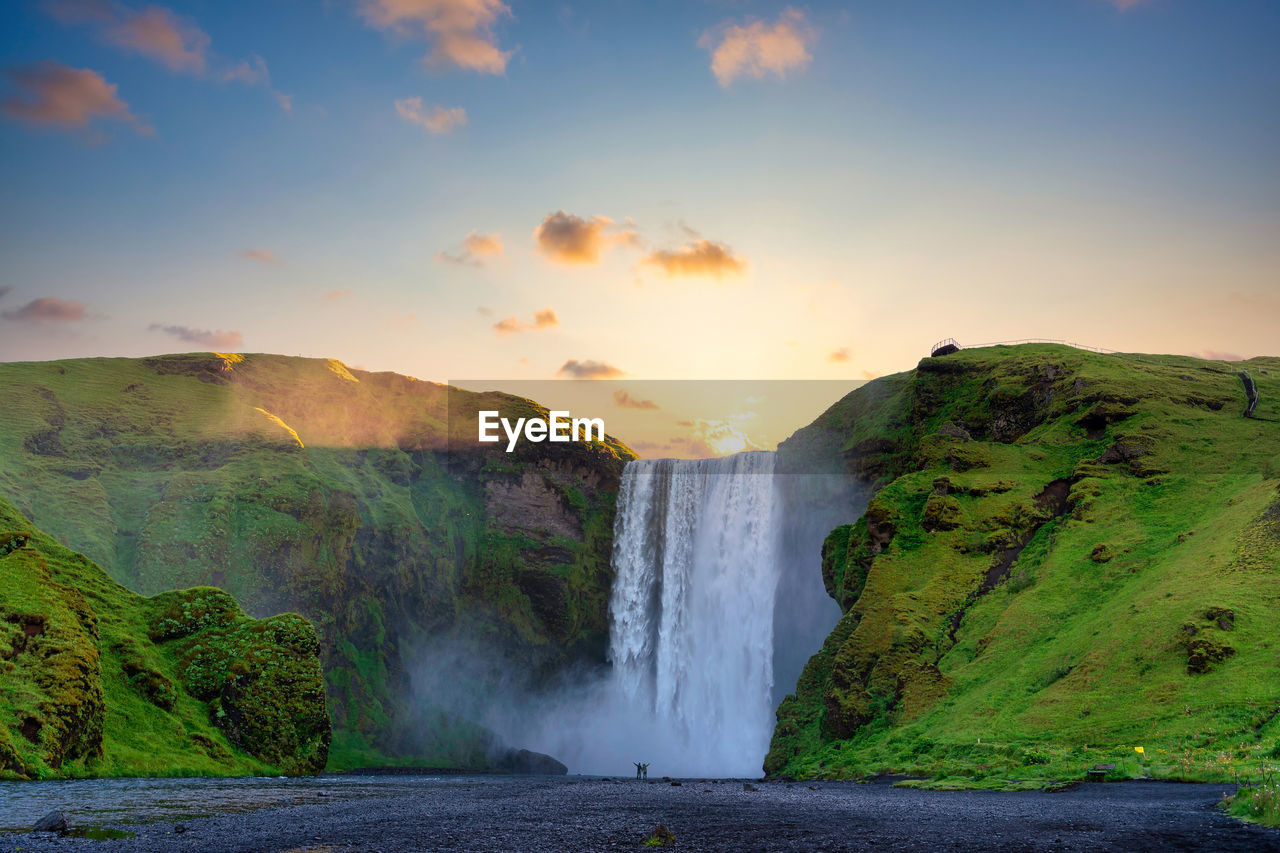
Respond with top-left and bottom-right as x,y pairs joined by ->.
33,810 -> 68,833
494,748 -> 568,775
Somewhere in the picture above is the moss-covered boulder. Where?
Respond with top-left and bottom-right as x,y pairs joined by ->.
165,601 -> 330,774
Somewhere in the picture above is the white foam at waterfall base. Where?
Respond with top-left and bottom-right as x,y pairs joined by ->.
510,451 -> 785,778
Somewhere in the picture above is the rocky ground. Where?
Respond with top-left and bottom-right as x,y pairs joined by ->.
3,775 -> 1279,852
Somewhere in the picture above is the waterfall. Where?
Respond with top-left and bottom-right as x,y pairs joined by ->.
503,449 -> 855,778
606,451 -> 782,776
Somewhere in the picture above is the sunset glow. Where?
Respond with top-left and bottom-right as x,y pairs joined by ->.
1,1 -> 1276,381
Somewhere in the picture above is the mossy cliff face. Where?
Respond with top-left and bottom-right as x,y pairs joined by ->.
767,345 -> 1280,781
0,354 -> 633,769
0,495 -> 329,779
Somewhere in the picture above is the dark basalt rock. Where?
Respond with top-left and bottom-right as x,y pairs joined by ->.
33,810 -> 68,833
1184,636 -> 1235,674
494,748 -> 568,775
936,422 -> 971,441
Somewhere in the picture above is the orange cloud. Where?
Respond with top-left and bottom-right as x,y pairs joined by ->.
438,231 -> 503,266
493,308 -> 558,335
534,211 -> 639,265
2,62 -> 150,135
395,97 -> 467,134
613,390 -> 659,410
642,239 -> 746,279
463,231 -> 502,256
110,5 -> 209,72
1,297 -> 88,322
700,8 -> 816,87
45,1 -> 290,109
827,348 -> 851,363
46,0 -> 210,73
148,323 -> 243,350
357,0 -> 512,74
240,249 -> 279,264
325,289 -> 353,302
557,359 -> 625,379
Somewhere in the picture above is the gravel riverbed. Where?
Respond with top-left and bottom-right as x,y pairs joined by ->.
2,775 -> 1278,852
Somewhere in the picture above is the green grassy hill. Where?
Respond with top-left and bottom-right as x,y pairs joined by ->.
0,352 -> 633,770
0,496 -> 329,780
767,345 -> 1280,784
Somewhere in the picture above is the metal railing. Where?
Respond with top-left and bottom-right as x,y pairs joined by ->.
930,338 -> 960,357
963,338 -> 1120,354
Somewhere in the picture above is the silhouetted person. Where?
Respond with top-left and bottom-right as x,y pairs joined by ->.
635,762 -> 642,780
641,763 -> 649,780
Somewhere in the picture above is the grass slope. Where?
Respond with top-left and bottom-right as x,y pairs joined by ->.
0,353 -> 632,770
0,494 -> 329,780
768,345 -> 1280,785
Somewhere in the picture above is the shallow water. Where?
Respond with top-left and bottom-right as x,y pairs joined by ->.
0,774 -> 455,830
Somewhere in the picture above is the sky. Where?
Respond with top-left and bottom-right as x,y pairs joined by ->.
1,0 -> 1278,389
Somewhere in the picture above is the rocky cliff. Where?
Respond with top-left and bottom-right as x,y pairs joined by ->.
767,345 -> 1280,782
0,353 -> 633,769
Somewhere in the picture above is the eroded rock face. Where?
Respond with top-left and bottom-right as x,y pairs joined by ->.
485,470 -> 583,539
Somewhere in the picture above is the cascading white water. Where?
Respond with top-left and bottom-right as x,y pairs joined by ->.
606,451 -> 781,776
497,447 -> 853,778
